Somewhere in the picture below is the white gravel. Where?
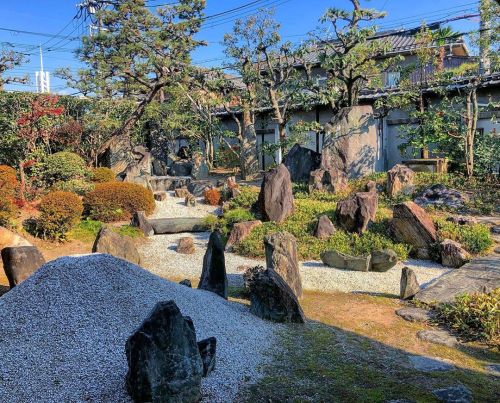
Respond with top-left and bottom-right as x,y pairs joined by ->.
150,191 -> 220,219
0,254 -> 278,403
139,231 -> 451,296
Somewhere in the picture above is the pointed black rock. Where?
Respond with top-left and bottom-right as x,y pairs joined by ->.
198,231 -> 228,299
198,337 -> 217,377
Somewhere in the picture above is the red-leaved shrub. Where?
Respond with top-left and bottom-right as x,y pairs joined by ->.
204,188 -> 222,206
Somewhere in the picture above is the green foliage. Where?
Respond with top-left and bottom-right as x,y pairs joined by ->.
435,219 -> 493,255
436,288 -> 499,343
214,144 -> 240,169
68,218 -> 103,243
53,179 -> 94,196
38,151 -> 89,186
36,191 -> 83,240
228,186 -> 259,209
91,167 -> 116,183
0,197 -> 17,227
114,225 -> 144,238
83,182 -> 155,222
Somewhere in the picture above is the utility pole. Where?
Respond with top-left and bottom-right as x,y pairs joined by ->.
35,45 -> 50,93
479,0 -> 491,75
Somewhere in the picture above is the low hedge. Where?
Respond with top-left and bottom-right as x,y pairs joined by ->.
83,182 -> 155,222
92,167 -> 116,183
435,218 -> 492,255
39,152 -> 89,185
36,190 -> 83,240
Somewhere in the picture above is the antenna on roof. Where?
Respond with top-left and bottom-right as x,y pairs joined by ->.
35,45 -> 50,93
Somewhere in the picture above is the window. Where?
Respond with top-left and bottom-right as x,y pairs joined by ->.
387,72 -> 400,87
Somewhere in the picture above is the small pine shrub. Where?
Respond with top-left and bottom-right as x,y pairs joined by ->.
204,188 -> 222,206
40,152 -> 89,185
36,191 -> 83,240
435,218 -> 492,255
436,288 -> 499,343
92,167 -> 116,183
83,182 -> 155,222
53,179 -> 95,196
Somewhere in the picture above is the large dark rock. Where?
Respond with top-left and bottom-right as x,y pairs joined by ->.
386,164 -> 414,197
308,167 -> 348,193
264,232 -> 302,298
370,249 -> 398,272
336,191 -> 377,234
125,301 -> 203,403
171,160 -> 193,177
400,267 -> 420,300
314,215 -> 336,239
92,227 -> 141,265
283,143 -> 321,183
198,231 -> 228,299
320,250 -> 371,272
1,246 -> 46,288
197,337 -> 217,377
256,164 -> 294,223
131,211 -> 154,237
225,220 -> 262,252
152,159 -> 169,176
243,266 -> 305,323
188,180 -> 212,197
177,146 -> 191,160
391,201 -> 437,259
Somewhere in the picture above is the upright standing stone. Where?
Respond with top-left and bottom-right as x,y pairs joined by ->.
264,232 -> 302,298
1,246 -> 46,288
400,267 -> 420,300
387,164 -> 414,197
197,337 -> 217,377
283,143 -> 321,183
125,301 -> 203,403
336,191 -> 378,234
123,146 -> 152,187
391,201 -> 437,259
191,153 -> 209,180
256,164 -> 294,223
92,227 -> 141,265
314,215 -> 336,239
198,231 -> 228,299
131,211 -> 154,237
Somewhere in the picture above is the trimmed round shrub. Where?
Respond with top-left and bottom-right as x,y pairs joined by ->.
92,167 -> 116,183
53,179 -> 95,196
40,152 -> 89,185
37,191 -> 83,240
83,182 -> 155,222
204,188 -> 222,206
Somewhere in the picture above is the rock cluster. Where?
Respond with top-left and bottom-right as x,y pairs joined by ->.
256,164 -> 294,223
308,164 -> 348,193
320,248 -> 398,272
414,184 -> 470,209
336,188 -> 377,234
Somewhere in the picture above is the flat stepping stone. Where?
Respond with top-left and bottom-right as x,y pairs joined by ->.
408,355 -> 455,372
396,307 -> 434,322
432,385 -> 472,403
415,255 -> 500,304
486,363 -> 500,376
417,330 -> 458,348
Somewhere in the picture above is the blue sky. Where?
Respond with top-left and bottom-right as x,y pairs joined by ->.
0,0 -> 482,94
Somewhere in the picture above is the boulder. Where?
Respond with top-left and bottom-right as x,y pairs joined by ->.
446,215 -> 477,226
314,215 -> 335,239
131,211 -> 154,237
153,191 -> 167,202
365,180 -> 377,193
170,160 -> 192,177
440,239 -> 470,268
386,164 -> 414,197
185,194 -> 196,207
414,184 -> 470,210
1,246 -> 45,288
149,218 -> 206,234
243,266 -> 305,323
320,250 -> 371,272
122,145 -> 152,187
308,167 -> 348,193
370,249 -> 398,272
198,231 -> 228,299
177,237 -> 195,255
191,153 -> 209,180
283,143 -> 321,183
264,232 -> 302,298
432,385 -> 472,403
321,105 -> 377,178
400,267 -> 420,300
0,226 -> 32,250
188,180 -> 212,197
417,330 -> 458,348
152,159 -> 168,176
391,201 -> 437,259
225,220 -> 262,252
256,164 -> 294,223
335,191 -> 377,234
125,301 -> 203,403
179,279 -> 192,288
396,307 -> 434,323
177,146 -> 191,160
197,337 -> 217,377
408,355 -> 455,372
92,227 -> 141,265
174,188 -> 190,198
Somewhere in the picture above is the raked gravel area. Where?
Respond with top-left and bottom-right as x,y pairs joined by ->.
0,255 -> 279,403
139,231 -> 451,296
150,191 -> 220,219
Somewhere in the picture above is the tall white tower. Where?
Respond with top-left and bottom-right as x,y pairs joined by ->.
35,45 -> 50,93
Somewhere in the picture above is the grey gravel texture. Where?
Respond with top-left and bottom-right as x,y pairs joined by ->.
0,254 -> 278,403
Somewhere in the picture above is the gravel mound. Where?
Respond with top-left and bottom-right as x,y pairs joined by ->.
139,231 -> 450,295
0,254 -> 278,403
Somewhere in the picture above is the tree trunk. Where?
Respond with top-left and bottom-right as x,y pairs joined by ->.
240,107 -> 259,180
18,162 -> 26,204
419,90 -> 429,159
465,86 -> 478,177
